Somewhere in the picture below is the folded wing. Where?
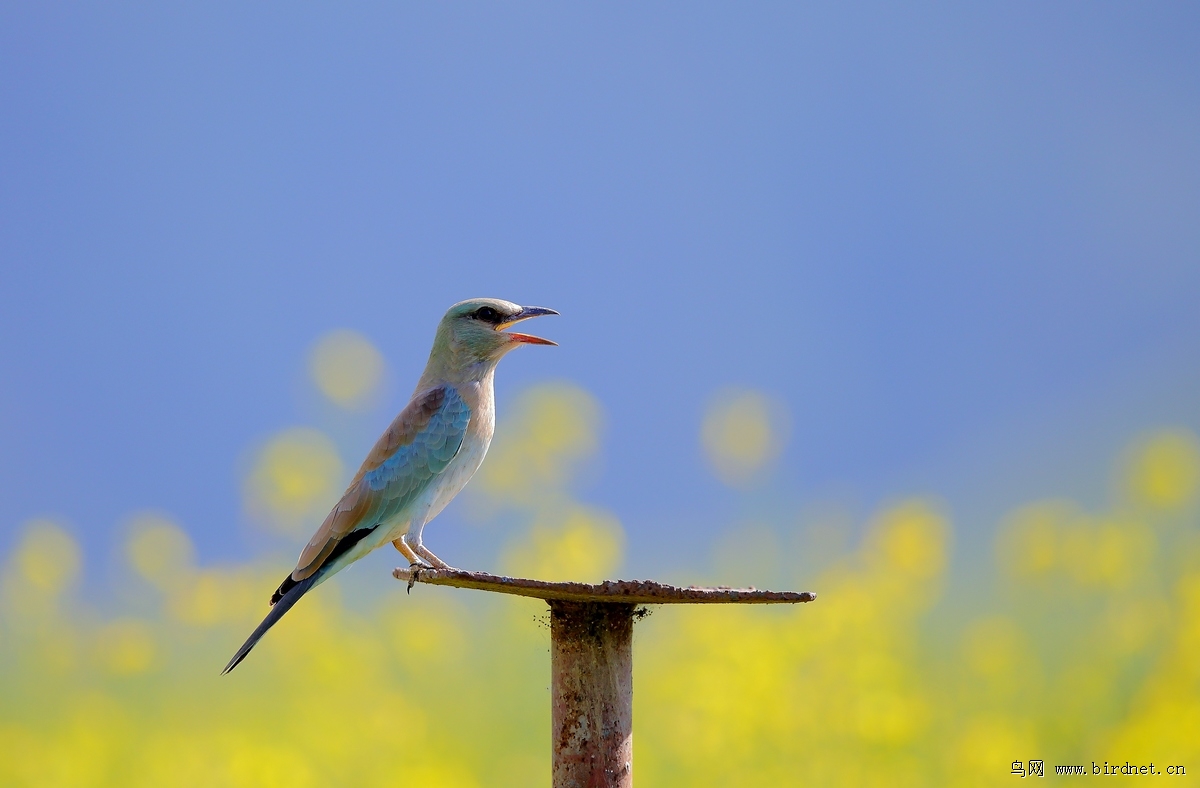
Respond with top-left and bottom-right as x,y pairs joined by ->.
271,384 -> 471,603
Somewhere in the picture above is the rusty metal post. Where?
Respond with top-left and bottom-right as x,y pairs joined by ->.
550,602 -> 634,788
394,567 -> 816,788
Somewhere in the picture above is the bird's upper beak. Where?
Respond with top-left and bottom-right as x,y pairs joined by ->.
497,306 -> 559,345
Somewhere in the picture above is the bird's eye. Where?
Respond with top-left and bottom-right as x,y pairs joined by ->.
473,306 -> 501,323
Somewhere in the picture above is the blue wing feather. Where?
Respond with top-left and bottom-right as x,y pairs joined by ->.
364,386 -> 471,509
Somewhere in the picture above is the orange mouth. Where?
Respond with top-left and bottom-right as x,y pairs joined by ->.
505,332 -> 557,346
496,305 -> 558,346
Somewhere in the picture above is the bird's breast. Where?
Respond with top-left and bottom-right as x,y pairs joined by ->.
421,378 -> 495,522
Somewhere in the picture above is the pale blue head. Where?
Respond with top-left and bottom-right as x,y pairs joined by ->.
426,298 -> 558,377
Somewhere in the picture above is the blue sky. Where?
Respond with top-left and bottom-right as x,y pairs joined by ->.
2,3 -> 1198,577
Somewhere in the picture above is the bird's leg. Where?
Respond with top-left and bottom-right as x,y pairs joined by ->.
392,537 -> 428,567
405,518 -> 453,571
413,543 -> 452,570
392,538 -> 431,593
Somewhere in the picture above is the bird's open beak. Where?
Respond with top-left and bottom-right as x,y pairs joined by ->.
498,306 -> 559,345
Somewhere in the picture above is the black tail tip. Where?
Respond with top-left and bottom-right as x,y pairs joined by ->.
221,572 -> 317,675
221,649 -> 248,675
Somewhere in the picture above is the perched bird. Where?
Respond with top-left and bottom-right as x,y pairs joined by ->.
223,298 -> 557,673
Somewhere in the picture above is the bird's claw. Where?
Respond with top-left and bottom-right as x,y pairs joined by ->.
406,561 -> 432,593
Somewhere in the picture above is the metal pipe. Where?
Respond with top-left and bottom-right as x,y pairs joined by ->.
550,601 -> 634,788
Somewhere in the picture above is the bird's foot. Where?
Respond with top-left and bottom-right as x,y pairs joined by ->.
406,560 -> 433,593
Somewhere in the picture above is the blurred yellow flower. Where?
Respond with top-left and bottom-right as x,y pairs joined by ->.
244,427 -> 343,535
951,717 -> 1035,786
700,388 -> 789,487
866,499 -> 949,581
1125,429 -> 1200,510
125,514 -> 195,592
1000,504 -> 1156,591
11,519 -> 80,596
1104,595 -> 1168,655
473,382 -> 600,507
95,618 -> 156,675
168,566 -> 266,627
400,763 -> 481,788
962,616 -> 1024,679
502,505 -> 625,582
1059,517 -> 1155,589
385,598 -> 467,666
854,689 -> 925,743
997,500 -> 1071,580
229,742 -> 316,788
308,329 -> 386,409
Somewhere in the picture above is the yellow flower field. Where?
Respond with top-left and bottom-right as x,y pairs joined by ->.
2,380 -> 1197,786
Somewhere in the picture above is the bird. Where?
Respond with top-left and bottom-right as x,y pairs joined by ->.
222,298 -> 557,673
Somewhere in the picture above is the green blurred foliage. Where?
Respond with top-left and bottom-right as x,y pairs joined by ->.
2,377 -> 1199,785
